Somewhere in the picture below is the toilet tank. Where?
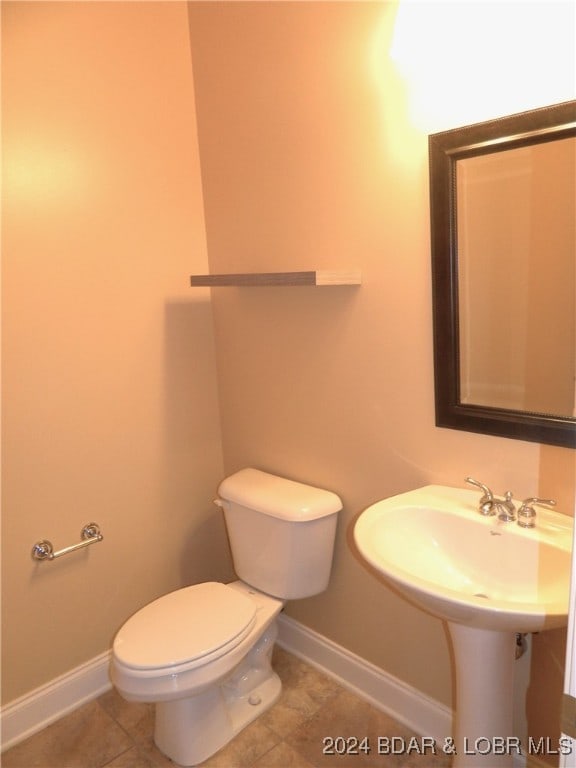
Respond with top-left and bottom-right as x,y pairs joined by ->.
217,468 -> 342,600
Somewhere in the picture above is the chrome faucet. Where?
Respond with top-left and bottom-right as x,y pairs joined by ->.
494,490 -> 516,522
465,477 -> 516,522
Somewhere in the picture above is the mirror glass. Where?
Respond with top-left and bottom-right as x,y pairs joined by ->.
429,101 -> 576,448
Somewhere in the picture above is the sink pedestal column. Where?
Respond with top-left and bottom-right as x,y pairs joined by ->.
449,623 -> 517,768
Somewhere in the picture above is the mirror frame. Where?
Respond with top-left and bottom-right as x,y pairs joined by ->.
429,100 -> 576,448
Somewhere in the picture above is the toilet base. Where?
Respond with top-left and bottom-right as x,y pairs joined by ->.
154,623 -> 281,766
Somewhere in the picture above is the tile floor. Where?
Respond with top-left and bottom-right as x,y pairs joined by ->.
2,648 -> 452,768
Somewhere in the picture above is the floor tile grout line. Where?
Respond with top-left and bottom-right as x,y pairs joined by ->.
94,697 -> 160,768
98,743 -> 135,768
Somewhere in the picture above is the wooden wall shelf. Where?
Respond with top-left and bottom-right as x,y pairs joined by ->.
190,270 -> 361,287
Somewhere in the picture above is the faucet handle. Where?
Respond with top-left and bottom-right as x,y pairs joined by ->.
517,497 -> 556,529
465,477 -> 495,515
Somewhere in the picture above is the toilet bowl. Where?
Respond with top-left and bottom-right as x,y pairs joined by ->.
112,581 -> 284,765
110,468 -> 341,766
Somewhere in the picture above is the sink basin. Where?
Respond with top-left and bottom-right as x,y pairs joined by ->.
354,484 -> 574,766
354,484 -> 573,632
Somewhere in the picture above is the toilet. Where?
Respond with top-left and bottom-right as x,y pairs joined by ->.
110,468 -> 342,766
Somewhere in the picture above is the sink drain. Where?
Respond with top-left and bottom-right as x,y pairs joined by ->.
474,592 -> 490,599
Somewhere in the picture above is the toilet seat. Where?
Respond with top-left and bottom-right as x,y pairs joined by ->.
113,582 -> 257,672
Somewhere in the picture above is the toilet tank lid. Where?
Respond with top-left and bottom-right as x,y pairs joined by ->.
218,468 -> 342,521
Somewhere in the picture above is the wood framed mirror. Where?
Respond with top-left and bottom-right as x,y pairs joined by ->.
429,101 -> 576,448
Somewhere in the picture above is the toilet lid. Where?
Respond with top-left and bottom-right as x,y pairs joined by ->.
113,582 -> 256,670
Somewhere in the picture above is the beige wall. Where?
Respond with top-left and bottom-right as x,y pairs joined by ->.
2,0 -> 575,756
1,1 -> 233,704
187,0 -> 575,723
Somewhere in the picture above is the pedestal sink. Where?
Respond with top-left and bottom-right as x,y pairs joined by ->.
354,485 -> 573,767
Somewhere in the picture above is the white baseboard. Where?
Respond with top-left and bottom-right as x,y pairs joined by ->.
1,651 -> 112,752
276,614 -> 528,768
277,613 -> 453,744
1,614 -> 528,768
2,616 -> 452,754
